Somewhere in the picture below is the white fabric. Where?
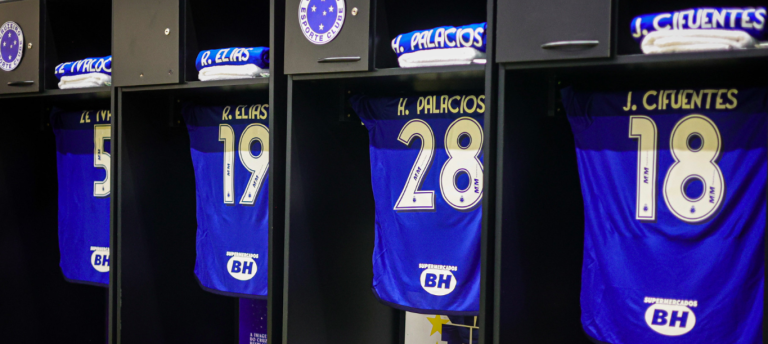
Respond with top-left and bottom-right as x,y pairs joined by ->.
198,64 -> 269,81
58,73 -> 111,89
641,29 -> 756,54
397,47 -> 486,68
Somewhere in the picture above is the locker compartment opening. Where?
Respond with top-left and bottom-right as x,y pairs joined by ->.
184,0 -> 271,83
285,72 -> 483,343
118,89 -> 270,343
44,0 -> 112,90
376,0 -> 487,70
616,0 -> 766,56
496,63 -> 768,343
0,99 -> 110,342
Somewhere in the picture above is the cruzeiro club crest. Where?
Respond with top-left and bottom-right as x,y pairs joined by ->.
299,0 -> 345,45
0,21 -> 24,72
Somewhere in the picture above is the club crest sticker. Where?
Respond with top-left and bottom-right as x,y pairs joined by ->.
0,21 -> 24,71
298,0 -> 345,45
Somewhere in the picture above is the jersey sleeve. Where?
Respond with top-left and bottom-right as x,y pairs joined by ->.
349,94 -> 378,129
560,87 -> 594,134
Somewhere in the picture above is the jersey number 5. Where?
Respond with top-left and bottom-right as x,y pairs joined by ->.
630,114 -> 724,223
94,124 -> 111,197
219,124 -> 270,205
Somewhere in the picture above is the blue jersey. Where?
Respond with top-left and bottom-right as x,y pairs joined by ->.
183,104 -> 270,298
351,94 -> 485,315
562,87 -> 766,343
51,109 -> 112,287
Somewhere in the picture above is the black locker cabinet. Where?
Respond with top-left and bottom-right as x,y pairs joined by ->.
0,0 -> 41,94
495,0 -> 611,63
284,0 -> 372,74
113,0 -> 182,86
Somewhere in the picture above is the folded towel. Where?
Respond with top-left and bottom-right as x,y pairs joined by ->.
198,64 -> 269,82
55,56 -> 111,80
397,47 -> 486,68
631,8 -> 766,43
58,73 -> 111,89
195,47 -> 269,71
641,29 -> 756,54
391,23 -> 486,68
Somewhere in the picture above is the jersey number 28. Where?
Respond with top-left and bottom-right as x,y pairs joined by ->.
394,117 -> 483,211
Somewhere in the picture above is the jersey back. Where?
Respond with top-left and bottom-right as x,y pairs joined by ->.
562,87 -> 766,343
183,104 -> 270,298
351,94 -> 485,315
51,109 -> 112,287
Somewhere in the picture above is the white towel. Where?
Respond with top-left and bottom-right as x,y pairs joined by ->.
58,73 -> 111,89
641,29 -> 756,54
397,47 -> 486,68
198,64 -> 269,82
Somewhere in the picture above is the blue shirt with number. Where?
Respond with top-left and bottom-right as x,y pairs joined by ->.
351,94 -> 485,315
183,104 -> 270,298
51,109 -> 112,287
562,87 -> 766,344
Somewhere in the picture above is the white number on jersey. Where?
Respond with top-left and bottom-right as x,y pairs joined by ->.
93,124 -> 111,197
395,117 -> 484,212
219,124 -> 270,205
629,114 -> 724,223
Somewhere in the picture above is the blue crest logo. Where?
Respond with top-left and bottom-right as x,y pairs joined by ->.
0,21 -> 24,72
298,0 -> 346,45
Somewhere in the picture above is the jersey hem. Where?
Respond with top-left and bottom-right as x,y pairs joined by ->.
371,287 -> 479,316
63,275 -> 108,288
195,276 -> 267,300
583,331 -> 612,344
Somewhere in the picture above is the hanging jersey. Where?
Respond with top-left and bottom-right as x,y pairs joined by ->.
351,94 -> 485,315
183,104 -> 270,298
561,87 -> 766,344
51,108 -> 112,287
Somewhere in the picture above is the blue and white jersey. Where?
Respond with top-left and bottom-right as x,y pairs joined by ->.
351,94 -> 485,315
631,8 -> 767,43
51,109 -> 112,287
183,104 -> 270,298
562,87 -> 766,343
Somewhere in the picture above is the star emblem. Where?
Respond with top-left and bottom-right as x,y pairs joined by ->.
426,315 -> 449,336
311,5 -> 316,12
323,11 -> 327,16
7,33 -> 10,38
329,5 -> 334,11
2,42 -> 4,47
319,23 -> 324,30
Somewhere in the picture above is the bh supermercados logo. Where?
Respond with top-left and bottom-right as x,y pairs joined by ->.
90,247 -> 110,273
0,21 -> 24,71
227,252 -> 258,281
644,297 -> 697,336
419,263 -> 457,296
298,0 -> 345,45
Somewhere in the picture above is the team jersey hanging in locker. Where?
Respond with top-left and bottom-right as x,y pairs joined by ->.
51,109 -> 112,286
183,104 -> 270,298
561,87 -> 766,343
351,94 -> 485,315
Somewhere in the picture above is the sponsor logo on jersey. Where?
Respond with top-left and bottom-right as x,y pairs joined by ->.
227,251 -> 258,281
90,246 -> 110,273
298,0 -> 345,45
0,21 -> 24,71
644,296 -> 697,336
419,263 -> 457,296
